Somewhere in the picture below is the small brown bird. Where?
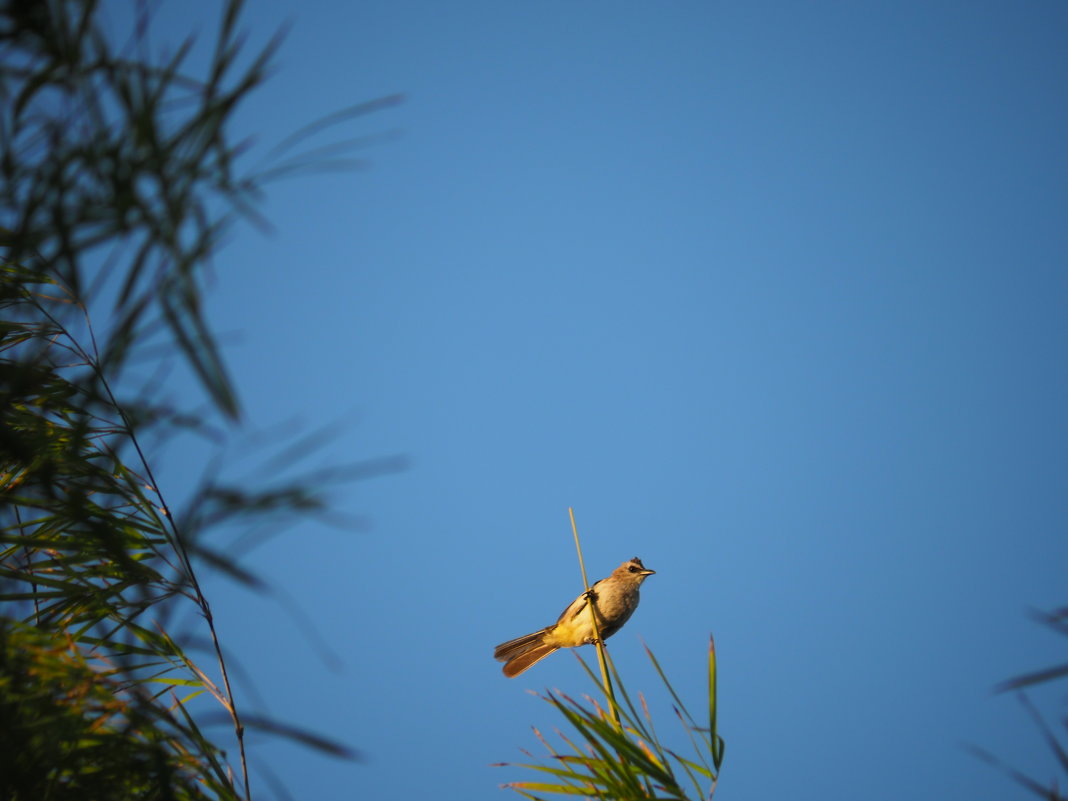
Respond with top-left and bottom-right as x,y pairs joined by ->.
493,557 -> 655,678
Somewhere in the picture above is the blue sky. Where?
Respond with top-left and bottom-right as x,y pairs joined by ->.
132,1 -> 1068,799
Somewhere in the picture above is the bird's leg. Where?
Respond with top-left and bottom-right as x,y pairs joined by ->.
583,589 -> 605,645
583,589 -> 602,625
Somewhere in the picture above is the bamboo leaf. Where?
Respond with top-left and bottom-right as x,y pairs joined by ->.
506,781 -> 599,796
708,635 -> 722,772
239,714 -> 359,760
996,663 -> 1068,693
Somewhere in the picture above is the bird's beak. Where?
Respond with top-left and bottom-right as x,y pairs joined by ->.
640,568 -> 656,576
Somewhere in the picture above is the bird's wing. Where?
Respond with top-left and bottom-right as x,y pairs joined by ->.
554,580 -> 600,625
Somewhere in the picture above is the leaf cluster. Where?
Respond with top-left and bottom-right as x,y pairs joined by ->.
0,2 -> 395,798
973,607 -> 1068,801
0,0 -> 281,415
502,639 -> 725,801
0,619 -> 232,801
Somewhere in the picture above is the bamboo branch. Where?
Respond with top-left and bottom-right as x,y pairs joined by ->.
568,507 -> 620,728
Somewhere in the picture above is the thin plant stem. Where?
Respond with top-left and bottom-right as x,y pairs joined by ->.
85,314 -> 252,801
28,286 -> 252,801
15,506 -> 40,625
568,507 -> 620,728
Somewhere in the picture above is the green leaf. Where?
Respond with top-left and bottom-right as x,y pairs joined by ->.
708,635 -> 723,772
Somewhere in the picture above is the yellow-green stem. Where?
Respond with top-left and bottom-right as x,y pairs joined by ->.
568,507 -> 621,728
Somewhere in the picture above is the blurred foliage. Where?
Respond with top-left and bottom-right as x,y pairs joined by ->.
0,0 -> 274,416
973,607 -> 1068,801
0,1 -> 396,798
500,639 -> 724,801
0,619 -> 231,801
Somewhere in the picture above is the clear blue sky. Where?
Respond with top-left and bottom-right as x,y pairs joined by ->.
136,2 -> 1068,799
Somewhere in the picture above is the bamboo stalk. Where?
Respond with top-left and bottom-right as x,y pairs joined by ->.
568,507 -> 621,728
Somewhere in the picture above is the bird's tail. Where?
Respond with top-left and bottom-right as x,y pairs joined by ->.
494,627 -> 559,678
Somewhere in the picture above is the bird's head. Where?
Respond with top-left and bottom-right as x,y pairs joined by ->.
616,556 -> 655,582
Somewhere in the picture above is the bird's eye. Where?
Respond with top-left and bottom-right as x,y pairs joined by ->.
628,565 -> 640,573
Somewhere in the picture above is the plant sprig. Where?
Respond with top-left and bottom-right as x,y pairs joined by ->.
498,510 -> 724,800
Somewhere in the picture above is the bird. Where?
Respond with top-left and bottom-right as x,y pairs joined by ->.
493,557 -> 655,678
